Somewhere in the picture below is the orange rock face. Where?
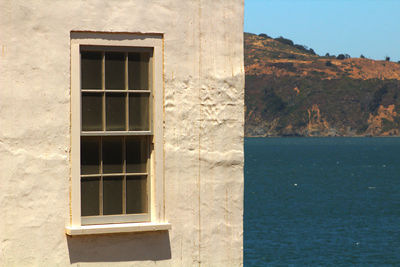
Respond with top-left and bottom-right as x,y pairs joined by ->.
367,105 -> 400,136
307,104 -> 330,135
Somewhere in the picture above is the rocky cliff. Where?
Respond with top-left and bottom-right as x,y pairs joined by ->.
245,33 -> 400,137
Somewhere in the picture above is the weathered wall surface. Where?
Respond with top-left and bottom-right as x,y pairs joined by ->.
0,0 -> 244,266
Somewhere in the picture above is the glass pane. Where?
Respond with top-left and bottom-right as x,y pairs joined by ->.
81,137 -> 100,174
106,93 -> 126,131
102,137 -> 123,173
81,51 -> 102,89
81,177 -> 100,216
82,93 -> 103,131
128,52 -> 149,90
129,93 -> 149,131
105,52 -> 125,90
103,176 -> 123,215
126,176 -> 147,214
126,137 -> 148,173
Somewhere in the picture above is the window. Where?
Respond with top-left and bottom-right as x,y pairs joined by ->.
80,48 -> 152,225
68,32 -> 167,233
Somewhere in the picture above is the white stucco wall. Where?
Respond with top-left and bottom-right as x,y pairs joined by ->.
0,1 -> 244,266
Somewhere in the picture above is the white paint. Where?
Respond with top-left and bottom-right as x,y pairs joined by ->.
0,0 -> 244,266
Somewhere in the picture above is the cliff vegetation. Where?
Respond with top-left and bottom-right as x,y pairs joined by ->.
245,32 -> 400,137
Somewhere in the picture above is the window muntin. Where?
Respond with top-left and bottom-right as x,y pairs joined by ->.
80,47 -> 152,225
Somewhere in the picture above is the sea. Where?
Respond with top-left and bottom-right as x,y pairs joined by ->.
244,137 -> 400,266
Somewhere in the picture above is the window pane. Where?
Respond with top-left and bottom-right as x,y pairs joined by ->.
126,136 -> 148,173
103,176 -> 123,215
81,51 -> 102,89
106,93 -> 126,131
81,137 -> 100,174
82,93 -> 103,131
102,137 -> 123,173
128,53 -> 149,90
129,93 -> 149,131
105,52 -> 125,90
81,177 -> 100,216
126,176 -> 147,214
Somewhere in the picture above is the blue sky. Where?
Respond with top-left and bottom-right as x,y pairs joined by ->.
244,0 -> 400,61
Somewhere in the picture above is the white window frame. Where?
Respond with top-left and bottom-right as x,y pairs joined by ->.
67,31 -> 169,235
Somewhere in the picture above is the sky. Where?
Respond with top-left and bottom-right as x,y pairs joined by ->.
244,0 -> 400,62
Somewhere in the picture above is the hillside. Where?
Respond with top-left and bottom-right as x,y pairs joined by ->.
245,32 -> 400,137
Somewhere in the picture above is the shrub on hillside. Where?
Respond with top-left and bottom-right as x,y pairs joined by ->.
263,90 -> 287,113
269,62 -> 296,72
337,54 -> 350,60
294,44 -> 308,51
337,54 -> 345,60
274,36 -> 294,46
369,85 -> 388,113
293,44 -> 316,55
258,33 -> 271,39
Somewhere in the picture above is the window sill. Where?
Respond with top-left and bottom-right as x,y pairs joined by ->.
65,222 -> 171,236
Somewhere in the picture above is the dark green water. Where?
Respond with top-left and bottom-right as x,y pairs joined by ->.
244,137 -> 400,266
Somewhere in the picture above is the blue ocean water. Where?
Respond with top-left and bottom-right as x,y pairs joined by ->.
244,137 -> 400,266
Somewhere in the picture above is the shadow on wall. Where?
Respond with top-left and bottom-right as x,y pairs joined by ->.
67,230 -> 171,263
